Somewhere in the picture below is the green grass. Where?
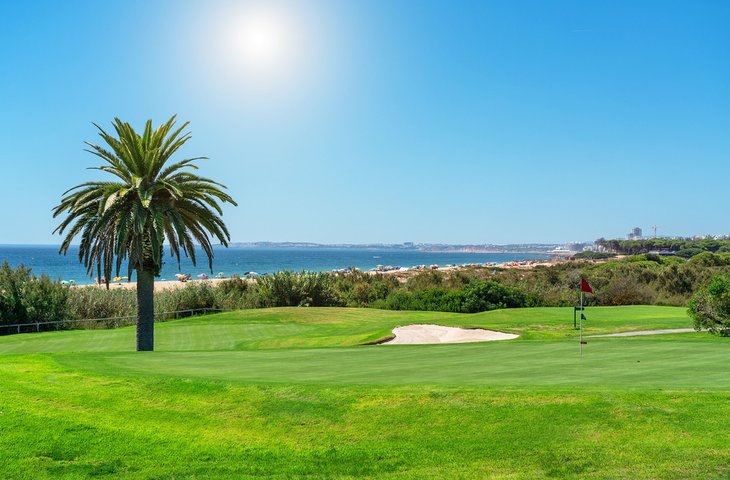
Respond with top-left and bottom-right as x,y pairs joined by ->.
1,306 -> 729,479
0,305 -> 693,354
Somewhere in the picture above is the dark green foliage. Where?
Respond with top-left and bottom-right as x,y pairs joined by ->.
461,280 -> 528,312
657,264 -> 696,296
688,274 -> 730,335
597,237 -> 730,255
0,262 -> 31,325
573,251 -> 615,260
332,271 -> 398,307
381,288 -> 465,312
688,251 -> 730,267
676,247 -> 704,259
255,271 -> 341,307
0,262 -> 69,326
380,280 -> 527,313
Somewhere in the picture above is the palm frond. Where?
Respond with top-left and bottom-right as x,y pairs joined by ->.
54,115 -> 236,278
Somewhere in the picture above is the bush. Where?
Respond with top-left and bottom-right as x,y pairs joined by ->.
657,264 -> 696,296
676,247 -> 704,259
213,277 -> 257,310
156,281 -> 217,317
574,251 -> 615,260
688,274 -> 730,336
404,271 -> 446,291
461,280 -> 527,312
0,262 -> 69,326
254,271 -> 341,307
599,276 -> 654,306
381,280 -> 527,313
67,287 -> 136,324
381,289 -> 465,312
688,252 -> 730,267
332,271 -> 398,307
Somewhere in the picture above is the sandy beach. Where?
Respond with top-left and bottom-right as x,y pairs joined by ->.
85,278 -> 233,292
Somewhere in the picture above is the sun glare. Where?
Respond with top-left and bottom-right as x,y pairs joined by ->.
191,1 -> 341,110
216,5 -> 304,84
230,9 -> 292,75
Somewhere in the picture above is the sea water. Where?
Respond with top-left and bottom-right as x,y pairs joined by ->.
0,245 -> 549,284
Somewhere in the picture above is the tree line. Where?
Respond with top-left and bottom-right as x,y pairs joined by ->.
596,238 -> 730,258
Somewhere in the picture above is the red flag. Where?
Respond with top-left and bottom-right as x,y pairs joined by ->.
581,278 -> 593,294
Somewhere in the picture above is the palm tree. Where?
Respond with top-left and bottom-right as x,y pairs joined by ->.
53,116 -> 237,351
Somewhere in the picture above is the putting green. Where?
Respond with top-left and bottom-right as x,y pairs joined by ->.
52,335 -> 727,389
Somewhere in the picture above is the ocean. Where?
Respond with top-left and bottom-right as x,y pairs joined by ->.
0,245 -> 549,284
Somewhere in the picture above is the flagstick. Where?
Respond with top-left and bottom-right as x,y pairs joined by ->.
579,290 -> 584,358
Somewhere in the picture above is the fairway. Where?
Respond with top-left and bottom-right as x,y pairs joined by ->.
1,306 -> 729,479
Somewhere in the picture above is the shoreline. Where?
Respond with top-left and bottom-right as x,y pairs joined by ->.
82,257 -> 572,292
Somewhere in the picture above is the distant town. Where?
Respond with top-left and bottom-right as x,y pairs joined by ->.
229,241 -> 564,254
230,227 -> 730,256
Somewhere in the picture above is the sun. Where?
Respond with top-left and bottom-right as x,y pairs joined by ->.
224,6 -> 297,78
196,1 -> 336,106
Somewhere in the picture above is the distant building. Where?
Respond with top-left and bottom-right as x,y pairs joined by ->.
567,242 -> 588,252
627,227 -> 643,240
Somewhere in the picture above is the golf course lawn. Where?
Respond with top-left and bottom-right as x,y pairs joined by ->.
0,306 -> 728,479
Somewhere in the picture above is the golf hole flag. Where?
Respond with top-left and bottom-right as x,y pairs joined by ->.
578,278 -> 592,358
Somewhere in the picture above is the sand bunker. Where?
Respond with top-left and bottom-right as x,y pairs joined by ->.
383,324 -> 519,345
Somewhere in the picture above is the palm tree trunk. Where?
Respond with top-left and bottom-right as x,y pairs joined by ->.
136,269 -> 155,351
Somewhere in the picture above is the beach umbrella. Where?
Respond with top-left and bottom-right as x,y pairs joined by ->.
216,272 -> 225,278
197,273 -> 209,279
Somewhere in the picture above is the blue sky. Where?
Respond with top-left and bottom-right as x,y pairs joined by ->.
1,0 -> 728,245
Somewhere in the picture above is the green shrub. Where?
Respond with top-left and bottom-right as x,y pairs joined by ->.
213,277 -> 257,310
67,287 -> 136,324
461,280 -> 527,312
332,272 -> 398,307
574,251 -> 615,260
381,289 -> 464,312
676,247 -> 704,259
381,280 -> 527,313
688,274 -> 730,335
688,252 -> 724,267
400,271 -> 438,291
255,271 -> 341,307
599,276 -> 654,306
0,262 -> 69,325
156,282 -> 217,317
657,264 -> 696,296
0,262 -> 30,325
